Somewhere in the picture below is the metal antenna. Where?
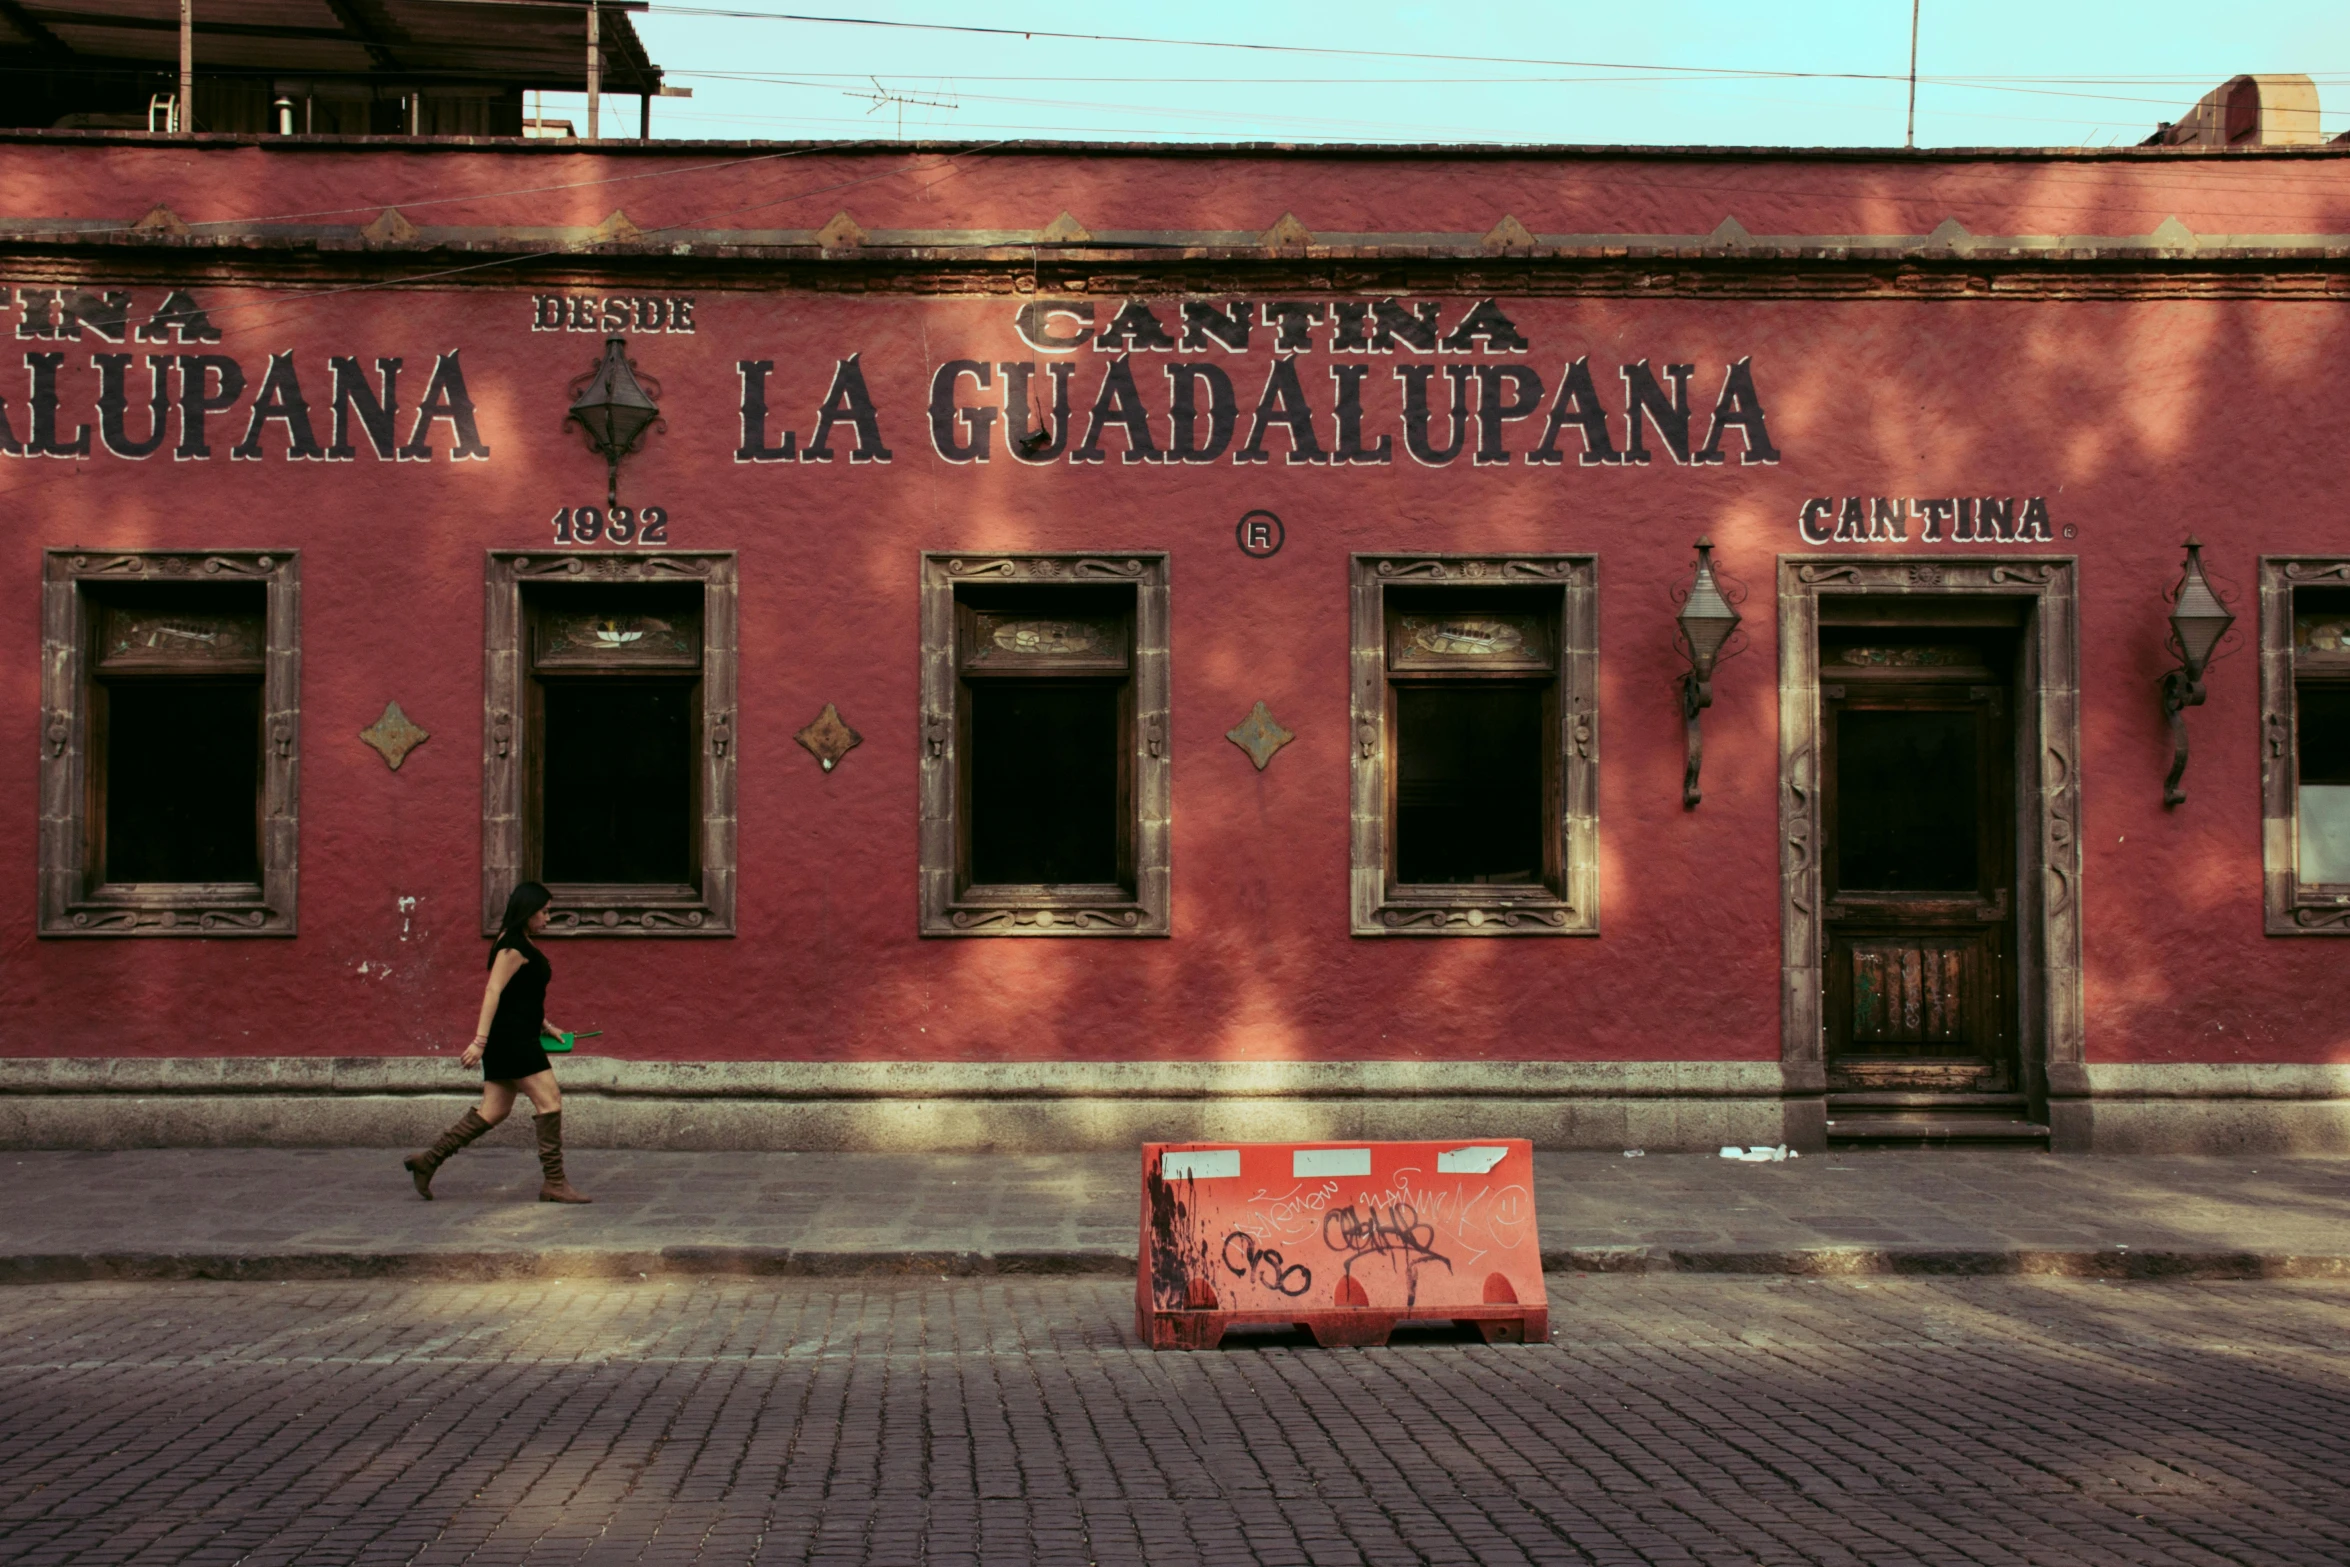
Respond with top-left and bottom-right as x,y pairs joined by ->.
1905,0 -> 1920,148
845,77 -> 958,140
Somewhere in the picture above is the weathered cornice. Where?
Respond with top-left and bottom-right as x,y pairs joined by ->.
0,241 -> 2343,302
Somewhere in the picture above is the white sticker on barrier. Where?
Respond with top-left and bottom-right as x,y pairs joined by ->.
1292,1147 -> 1372,1178
1437,1145 -> 1511,1174
1160,1149 -> 1240,1180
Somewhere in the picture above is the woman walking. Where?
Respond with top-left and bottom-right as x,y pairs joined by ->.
404,881 -> 591,1203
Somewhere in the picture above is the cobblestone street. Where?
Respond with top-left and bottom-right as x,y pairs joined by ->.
3,1276 -> 2348,1566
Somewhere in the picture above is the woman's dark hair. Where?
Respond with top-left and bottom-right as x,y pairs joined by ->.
490,881 -> 552,966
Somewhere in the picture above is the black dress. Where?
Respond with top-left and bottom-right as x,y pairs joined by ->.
481,936 -> 553,1081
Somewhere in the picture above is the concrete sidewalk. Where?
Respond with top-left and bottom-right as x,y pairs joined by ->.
3,1146 -> 2346,1284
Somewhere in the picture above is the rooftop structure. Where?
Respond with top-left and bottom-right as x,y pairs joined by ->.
2146,72 -> 2339,147
0,0 -> 663,137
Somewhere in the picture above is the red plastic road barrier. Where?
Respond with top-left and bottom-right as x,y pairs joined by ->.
1136,1139 -> 1548,1350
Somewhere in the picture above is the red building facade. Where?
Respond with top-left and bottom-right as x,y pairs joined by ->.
1,133 -> 2346,1153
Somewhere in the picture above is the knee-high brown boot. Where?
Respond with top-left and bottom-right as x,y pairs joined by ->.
535,1110 -> 591,1204
403,1109 -> 492,1200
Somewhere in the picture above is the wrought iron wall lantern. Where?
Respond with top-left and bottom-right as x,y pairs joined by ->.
1673,536 -> 1744,809
2160,535 -> 2235,807
566,336 -> 663,510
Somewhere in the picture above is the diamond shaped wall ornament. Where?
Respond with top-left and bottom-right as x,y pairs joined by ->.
359,701 -> 429,770
1259,211 -> 1314,251
131,203 -> 189,237
814,210 -> 867,251
1482,214 -> 1537,253
590,208 -> 646,244
360,206 -> 418,244
795,702 -> 863,772
1226,701 -> 1295,771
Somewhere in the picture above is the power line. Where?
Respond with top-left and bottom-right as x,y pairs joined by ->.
655,69 -> 2288,113
637,5 -> 2350,114
646,72 -> 2348,136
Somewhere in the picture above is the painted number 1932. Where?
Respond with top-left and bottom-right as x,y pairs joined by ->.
551,506 -> 669,545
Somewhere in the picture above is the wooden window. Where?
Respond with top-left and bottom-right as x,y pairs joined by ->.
39,550 -> 299,936
2261,559 -> 2350,933
1349,554 -> 1596,935
482,553 -> 735,937
920,552 -> 1169,936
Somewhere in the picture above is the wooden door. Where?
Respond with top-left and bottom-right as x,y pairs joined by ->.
1821,646 -> 2016,1092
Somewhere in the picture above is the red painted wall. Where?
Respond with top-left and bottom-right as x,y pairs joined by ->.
0,139 -> 2345,1068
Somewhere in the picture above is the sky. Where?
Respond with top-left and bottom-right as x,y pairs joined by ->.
531,0 -> 2350,148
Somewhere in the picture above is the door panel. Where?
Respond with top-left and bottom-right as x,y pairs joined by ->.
1821,658 -> 2016,1094
1829,925 -> 2001,1050
1850,937 -> 1966,1043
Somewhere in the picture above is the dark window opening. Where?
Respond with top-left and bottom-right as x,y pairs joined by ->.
1835,708 -> 1979,892
1396,684 -> 1545,885
969,681 -> 1122,886
102,680 -> 261,884
2299,685 -> 2350,785
540,680 -> 695,884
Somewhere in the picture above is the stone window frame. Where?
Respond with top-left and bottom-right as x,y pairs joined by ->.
1348,552 -> 1599,937
1775,555 -> 2084,1144
39,548 -> 300,937
2259,557 -> 2350,935
481,550 -> 737,938
919,550 -> 1171,937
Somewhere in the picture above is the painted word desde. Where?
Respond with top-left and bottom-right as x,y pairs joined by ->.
1799,496 -> 2056,545
530,295 -> 696,334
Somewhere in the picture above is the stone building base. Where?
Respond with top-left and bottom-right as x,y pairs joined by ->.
0,1059 -> 1787,1153
2047,1065 -> 2350,1155
0,1059 -> 2343,1154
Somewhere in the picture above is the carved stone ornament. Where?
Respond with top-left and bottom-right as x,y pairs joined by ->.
1225,701 -> 1295,770
544,905 -> 710,932
359,701 -> 429,770
795,703 -> 863,772
1380,905 -> 1572,931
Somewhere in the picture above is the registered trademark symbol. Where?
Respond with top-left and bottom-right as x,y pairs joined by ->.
1236,509 -> 1285,558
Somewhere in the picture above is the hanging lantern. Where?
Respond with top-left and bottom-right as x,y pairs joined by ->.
566,336 -> 662,509
1674,537 -> 1744,809
2161,536 -> 2235,807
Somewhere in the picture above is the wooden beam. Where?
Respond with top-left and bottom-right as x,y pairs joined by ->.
317,0 -> 401,71
0,0 -> 70,56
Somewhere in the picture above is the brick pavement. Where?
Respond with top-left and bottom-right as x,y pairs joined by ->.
2,1149 -> 2347,1282
3,1274 -> 2349,1565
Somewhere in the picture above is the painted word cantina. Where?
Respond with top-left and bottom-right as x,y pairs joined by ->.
3,77 -> 2348,1157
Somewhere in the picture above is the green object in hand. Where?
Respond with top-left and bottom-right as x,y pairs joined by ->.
538,1029 -> 602,1054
